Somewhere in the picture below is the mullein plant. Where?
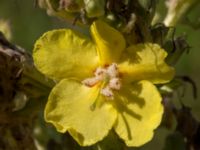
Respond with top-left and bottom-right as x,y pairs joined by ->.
1,0 -> 200,149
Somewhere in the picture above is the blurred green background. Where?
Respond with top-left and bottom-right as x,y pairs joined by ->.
0,0 -> 200,150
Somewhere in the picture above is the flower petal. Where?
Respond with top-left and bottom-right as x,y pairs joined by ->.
118,43 -> 175,84
114,80 -> 163,147
33,29 -> 99,81
90,20 -> 126,65
45,79 -> 117,146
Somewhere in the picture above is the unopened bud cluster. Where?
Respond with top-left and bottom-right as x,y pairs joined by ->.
38,0 -> 105,21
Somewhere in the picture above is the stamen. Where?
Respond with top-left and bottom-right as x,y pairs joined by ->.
82,63 -> 122,100
82,77 -> 99,87
109,78 -> 121,90
101,86 -> 114,100
106,63 -> 119,78
94,67 -> 106,80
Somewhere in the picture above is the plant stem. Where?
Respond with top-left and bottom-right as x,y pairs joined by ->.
164,0 -> 199,26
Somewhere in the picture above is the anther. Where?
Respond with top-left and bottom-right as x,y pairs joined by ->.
82,77 -> 99,87
109,78 -> 121,90
100,86 -> 114,100
106,63 -> 119,78
94,67 -> 106,80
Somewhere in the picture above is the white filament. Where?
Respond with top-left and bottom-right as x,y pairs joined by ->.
100,86 -> 114,100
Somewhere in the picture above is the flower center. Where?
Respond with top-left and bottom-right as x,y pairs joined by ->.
82,63 -> 121,99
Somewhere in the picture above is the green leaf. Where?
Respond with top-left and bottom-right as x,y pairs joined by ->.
163,132 -> 186,150
94,131 -> 125,150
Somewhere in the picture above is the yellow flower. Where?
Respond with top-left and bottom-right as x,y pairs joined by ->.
33,20 -> 175,147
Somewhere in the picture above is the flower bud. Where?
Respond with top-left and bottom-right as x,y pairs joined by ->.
84,0 -> 105,18
164,0 -> 198,26
37,0 -> 48,9
59,0 -> 84,12
164,36 -> 189,65
38,0 -> 78,22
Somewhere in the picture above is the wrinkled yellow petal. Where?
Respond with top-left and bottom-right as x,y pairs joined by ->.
45,79 -> 117,146
33,29 -> 99,81
114,80 -> 163,147
91,20 -> 126,65
118,43 -> 175,84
